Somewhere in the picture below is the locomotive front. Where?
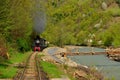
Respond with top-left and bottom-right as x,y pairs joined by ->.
33,35 -> 47,52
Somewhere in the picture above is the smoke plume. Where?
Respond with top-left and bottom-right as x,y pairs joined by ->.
33,0 -> 46,34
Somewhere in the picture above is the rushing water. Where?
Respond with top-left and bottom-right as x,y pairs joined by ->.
68,47 -> 120,80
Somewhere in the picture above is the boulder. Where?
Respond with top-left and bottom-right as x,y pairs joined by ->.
101,2 -> 107,10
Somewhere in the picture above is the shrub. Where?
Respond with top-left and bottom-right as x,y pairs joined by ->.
104,36 -> 113,47
16,38 -> 30,52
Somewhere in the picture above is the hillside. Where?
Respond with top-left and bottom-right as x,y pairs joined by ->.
42,0 -> 120,47
0,0 -> 120,58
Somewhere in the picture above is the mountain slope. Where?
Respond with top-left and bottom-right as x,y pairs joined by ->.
42,0 -> 120,47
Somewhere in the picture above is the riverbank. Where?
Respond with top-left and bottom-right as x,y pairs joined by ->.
65,46 -> 120,62
42,46 -> 104,80
106,48 -> 120,61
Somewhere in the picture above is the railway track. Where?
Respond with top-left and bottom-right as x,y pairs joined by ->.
14,52 -> 44,80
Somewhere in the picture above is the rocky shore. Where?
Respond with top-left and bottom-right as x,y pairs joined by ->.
41,46 -> 104,80
106,48 -> 120,61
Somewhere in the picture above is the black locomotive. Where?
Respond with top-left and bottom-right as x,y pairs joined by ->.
32,35 -> 47,51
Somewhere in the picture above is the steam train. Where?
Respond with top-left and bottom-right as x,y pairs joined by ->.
32,35 -> 48,51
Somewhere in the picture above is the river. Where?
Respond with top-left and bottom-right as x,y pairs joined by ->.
68,47 -> 120,80
46,47 -> 120,80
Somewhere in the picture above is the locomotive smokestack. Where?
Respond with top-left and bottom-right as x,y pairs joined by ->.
33,0 -> 46,34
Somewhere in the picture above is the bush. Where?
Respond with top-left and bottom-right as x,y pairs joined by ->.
104,36 -> 113,47
16,38 -> 30,52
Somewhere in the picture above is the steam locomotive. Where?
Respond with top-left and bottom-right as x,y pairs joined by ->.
32,35 -> 47,51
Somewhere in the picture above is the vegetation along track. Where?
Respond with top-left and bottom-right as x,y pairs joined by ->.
14,52 -> 48,80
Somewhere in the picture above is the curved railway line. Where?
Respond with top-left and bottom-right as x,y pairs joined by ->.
14,52 -> 48,80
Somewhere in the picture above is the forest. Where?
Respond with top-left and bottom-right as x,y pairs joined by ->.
43,0 -> 120,47
0,0 -> 120,58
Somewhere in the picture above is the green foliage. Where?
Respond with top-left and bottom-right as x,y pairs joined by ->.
0,66 -> 17,78
40,61 -> 64,78
9,52 -> 31,63
107,8 -> 120,16
0,0 -> 36,53
42,0 -> 120,47
107,23 -> 120,47
104,36 -> 113,46
0,52 -> 31,78
16,38 -> 30,52
0,0 -> 120,51
9,0 -> 33,41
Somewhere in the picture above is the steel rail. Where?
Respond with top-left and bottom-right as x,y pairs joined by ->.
20,53 -> 33,80
14,52 -> 42,80
35,53 -> 42,80
13,53 -> 32,80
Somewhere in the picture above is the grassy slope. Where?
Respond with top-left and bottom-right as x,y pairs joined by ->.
38,54 -> 76,80
0,52 -> 31,78
40,61 -> 63,78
